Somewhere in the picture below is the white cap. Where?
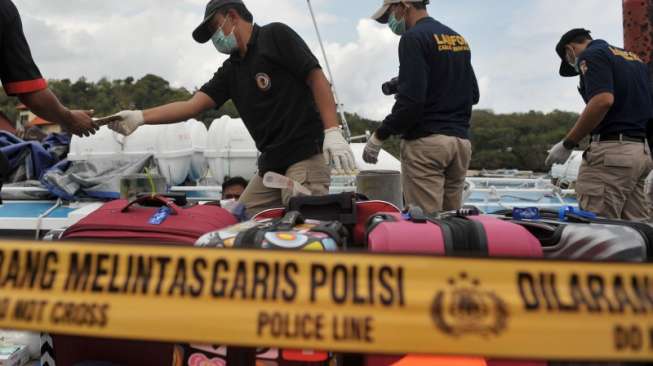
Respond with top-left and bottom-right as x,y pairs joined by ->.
371,0 -> 428,24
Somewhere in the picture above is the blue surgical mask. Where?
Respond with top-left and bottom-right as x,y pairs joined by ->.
212,19 -> 238,55
388,12 -> 406,36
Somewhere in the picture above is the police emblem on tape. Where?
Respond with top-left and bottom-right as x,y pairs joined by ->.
431,272 -> 509,337
256,73 -> 272,91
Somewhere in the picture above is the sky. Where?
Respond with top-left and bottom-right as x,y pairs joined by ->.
13,0 -> 623,121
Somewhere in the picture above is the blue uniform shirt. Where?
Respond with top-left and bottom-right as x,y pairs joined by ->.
377,17 -> 479,141
578,39 -> 653,136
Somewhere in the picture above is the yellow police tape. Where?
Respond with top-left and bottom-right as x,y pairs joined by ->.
0,240 -> 651,361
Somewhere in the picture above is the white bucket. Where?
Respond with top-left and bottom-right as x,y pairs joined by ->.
155,122 -> 193,186
205,116 -> 259,184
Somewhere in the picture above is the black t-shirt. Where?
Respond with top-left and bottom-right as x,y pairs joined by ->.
377,17 -> 479,141
578,39 -> 653,136
0,0 -> 46,96
200,23 -> 324,174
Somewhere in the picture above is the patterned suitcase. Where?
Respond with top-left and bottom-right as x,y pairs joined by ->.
252,195 -> 401,247
192,211 -> 344,365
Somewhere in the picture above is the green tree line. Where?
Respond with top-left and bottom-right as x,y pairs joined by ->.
0,74 -> 239,125
0,75 -> 579,172
344,109 -> 579,172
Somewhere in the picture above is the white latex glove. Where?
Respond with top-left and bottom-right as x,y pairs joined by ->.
107,110 -> 145,136
545,141 -> 573,167
363,133 -> 383,164
323,127 -> 357,175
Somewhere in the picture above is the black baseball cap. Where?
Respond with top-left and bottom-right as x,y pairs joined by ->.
193,0 -> 244,43
556,28 -> 592,77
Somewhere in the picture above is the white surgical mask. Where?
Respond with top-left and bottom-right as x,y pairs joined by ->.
388,11 -> 406,36
567,47 -> 580,73
212,18 -> 238,54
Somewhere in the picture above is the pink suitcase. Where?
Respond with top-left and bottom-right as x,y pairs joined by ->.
366,210 -> 544,366
367,212 -> 543,258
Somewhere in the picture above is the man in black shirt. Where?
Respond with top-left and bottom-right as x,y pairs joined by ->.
546,29 -> 653,221
364,0 -> 479,213
108,0 -> 356,217
0,0 -> 96,137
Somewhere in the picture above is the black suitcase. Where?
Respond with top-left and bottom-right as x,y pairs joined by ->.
498,209 -> 652,262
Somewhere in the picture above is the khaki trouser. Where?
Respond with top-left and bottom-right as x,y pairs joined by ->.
401,134 -> 472,214
576,141 -> 653,221
239,154 -> 331,218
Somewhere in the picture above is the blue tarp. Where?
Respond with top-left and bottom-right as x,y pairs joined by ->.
0,131 -> 70,181
0,132 -> 161,201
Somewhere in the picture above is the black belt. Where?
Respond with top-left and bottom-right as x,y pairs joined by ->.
591,134 -> 646,143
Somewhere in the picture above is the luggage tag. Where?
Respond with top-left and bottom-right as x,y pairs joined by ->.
558,206 -> 597,221
513,207 -> 541,220
149,206 -> 171,225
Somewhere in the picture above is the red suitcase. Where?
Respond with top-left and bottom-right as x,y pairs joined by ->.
62,195 -> 238,244
49,195 -> 238,366
366,209 -> 544,366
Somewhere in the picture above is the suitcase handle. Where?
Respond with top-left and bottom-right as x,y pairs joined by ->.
407,206 -> 428,223
121,195 -> 180,215
276,211 -> 305,230
288,192 -> 358,225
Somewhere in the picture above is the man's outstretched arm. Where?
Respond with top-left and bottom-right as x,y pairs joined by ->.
19,89 -> 96,137
108,92 -> 217,136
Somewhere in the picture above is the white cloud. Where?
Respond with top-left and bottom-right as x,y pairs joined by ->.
14,0 -> 341,92
319,19 -> 399,121
11,0 -> 627,119
473,0 -> 622,113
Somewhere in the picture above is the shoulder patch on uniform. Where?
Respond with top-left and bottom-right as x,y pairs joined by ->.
256,73 -> 272,91
579,60 -> 588,75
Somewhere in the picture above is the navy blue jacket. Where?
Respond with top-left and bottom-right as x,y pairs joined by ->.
578,40 -> 653,136
377,17 -> 479,141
